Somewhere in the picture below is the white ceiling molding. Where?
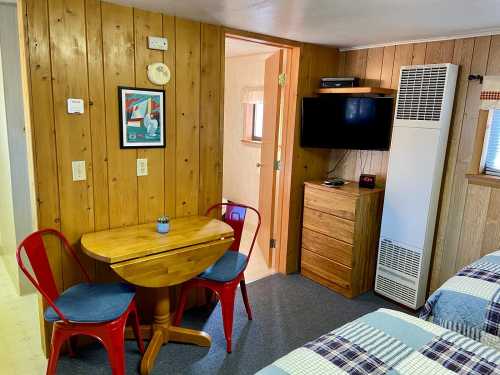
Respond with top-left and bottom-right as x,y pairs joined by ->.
108,0 -> 500,48
340,27 -> 500,52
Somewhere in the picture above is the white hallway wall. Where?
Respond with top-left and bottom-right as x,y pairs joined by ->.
0,3 -> 34,294
0,22 -> 18,291
223,53 -> 271,222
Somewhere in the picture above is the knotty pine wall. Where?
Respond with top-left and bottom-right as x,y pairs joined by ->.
22,0 -> 224,351
282,44 -> 339,272
20,0 -> 340,351
332,36 -> 500,292
24,0 -> 224,288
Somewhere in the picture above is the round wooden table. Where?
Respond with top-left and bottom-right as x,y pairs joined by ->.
81,216 -> 234,375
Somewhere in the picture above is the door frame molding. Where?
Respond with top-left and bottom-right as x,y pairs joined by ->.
222,28 -> 301,273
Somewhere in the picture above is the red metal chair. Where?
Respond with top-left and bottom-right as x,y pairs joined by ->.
173,203 -> 261,353
16,229 -> 144,375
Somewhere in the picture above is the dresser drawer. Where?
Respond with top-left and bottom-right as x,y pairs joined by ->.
304,186 -> 357,220
302,228 -> 352,267
301,249 -> 352,290
303,207 -> 354,244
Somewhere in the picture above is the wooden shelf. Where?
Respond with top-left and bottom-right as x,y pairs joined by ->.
316,87 -> 396,95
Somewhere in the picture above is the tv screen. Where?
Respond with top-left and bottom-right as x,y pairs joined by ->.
301,95 -> 394,150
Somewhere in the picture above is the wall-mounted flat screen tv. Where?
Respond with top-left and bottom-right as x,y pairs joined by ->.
301,95 -> 394,150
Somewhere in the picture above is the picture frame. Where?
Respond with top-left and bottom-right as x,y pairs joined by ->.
118,86 -> 166,148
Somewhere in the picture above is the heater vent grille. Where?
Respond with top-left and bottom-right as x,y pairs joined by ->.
396,66 -> 447,121
376,274 -> 417,307
379,238 -> 421,278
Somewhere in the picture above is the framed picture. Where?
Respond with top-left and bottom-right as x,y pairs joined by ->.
118,86 -> 166,148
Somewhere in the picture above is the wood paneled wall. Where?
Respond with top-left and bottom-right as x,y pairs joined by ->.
22,0 -> 223,349
281,45 -> 339,272
20,0 -> 341,351
24,0 -> 223,287
333,36 -> 500,291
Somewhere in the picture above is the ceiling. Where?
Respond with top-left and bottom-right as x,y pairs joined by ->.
225,38 -> 279,57
109,0 -> 500,49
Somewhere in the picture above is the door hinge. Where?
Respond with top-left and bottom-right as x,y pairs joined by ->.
274,159 -> 281,171
278,73 -> 286,87
270,238 -> 277,249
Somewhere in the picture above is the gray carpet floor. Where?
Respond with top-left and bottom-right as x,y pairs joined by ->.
57,274 -> 407,375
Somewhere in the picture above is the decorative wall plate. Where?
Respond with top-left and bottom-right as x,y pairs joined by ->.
147,63 -> 171,85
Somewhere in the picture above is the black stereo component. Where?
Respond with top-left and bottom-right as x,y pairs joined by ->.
320,77 -> 359,88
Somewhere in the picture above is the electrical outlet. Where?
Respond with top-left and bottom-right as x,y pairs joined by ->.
72,161 -> 86,181
137,158 -> 148,176
148,36 -> 168,51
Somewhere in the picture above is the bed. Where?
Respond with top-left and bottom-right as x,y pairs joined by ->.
256,308 -> 499,374
419,250 -> 500,349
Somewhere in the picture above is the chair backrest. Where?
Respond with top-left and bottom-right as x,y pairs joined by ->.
16,229 -> 90,322
206,202 -> 261,260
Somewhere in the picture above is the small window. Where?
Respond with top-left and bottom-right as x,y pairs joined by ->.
484,109 -> 500,176
242,103 -> 264,143
252,103 -> 264,140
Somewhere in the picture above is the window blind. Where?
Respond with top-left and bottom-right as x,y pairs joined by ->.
241,86 -> 264,104
485,109 -> 500,176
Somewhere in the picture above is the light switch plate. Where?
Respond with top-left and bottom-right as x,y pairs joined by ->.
72,160 -> 86,181
137,158 -> 148,176
67,98 -> 85,114
148,36 -> 168,51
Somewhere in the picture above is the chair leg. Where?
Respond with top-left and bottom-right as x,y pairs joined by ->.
46,326 -> 68,375
67,336 -> 76,357
220,286 -> 237,353
240,278 -> 253,321
205,289 -> 218,309
102,328 -> 126,375
130,301 -> 145,354
173,284 -> 189,326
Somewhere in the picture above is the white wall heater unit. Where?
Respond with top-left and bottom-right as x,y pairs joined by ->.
375,63 -> 458,309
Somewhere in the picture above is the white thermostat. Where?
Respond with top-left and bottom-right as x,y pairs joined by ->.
148,36 -> 168,51
67,98 -> 84,114
147,63 -> 171,85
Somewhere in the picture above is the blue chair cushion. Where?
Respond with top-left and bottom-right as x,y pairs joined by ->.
199,251 -> 247,282
44,282 -> 136,323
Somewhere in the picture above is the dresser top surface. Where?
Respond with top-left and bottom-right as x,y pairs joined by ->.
304,181 -> 384,196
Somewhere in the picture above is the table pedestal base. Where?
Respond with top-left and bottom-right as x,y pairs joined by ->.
138,287 -> 211,375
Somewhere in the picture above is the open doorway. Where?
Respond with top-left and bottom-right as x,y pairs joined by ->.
223,37 -> 287,283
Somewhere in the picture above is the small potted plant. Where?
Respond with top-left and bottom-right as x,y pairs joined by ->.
156,216 -> 170,234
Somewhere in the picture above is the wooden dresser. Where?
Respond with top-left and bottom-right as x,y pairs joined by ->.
301,181 -> 384,298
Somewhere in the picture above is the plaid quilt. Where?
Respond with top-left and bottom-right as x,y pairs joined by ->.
420,334 -> 497,374
304,334 -> 389,374
420,250 -> 500,349
256,309 -> 500,375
